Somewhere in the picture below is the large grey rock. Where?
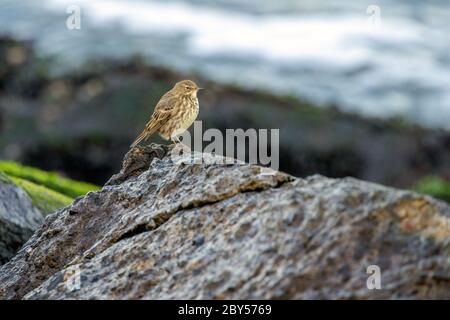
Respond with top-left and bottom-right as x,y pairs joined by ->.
0,175 -> 43,265
0,145 -> 449,299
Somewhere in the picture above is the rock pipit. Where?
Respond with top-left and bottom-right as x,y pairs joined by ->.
130,80 -> 202,149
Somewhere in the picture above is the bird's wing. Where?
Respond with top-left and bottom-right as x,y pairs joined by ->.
148,93 -> 178,127
130,92 -> 178,148
155,91 -> 178,112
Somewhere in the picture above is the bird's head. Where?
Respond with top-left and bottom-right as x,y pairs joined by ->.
173,80 -> 202,96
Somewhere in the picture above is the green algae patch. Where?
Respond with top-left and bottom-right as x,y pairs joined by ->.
414,176 -> 450,203
8,176 -> 74,215
0,160 -> 100,198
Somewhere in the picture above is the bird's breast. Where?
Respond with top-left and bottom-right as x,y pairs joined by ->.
160,96 -> 199,138
178,96 -> 199,130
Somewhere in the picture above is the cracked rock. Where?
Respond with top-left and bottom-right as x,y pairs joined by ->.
0,145 -> 449,299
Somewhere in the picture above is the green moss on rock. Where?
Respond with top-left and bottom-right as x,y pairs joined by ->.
414,176 -> 450,203
0,172 -> 12,184
0,161 -> 100,198
8,176 -> 74,215
0,161 -> 101,215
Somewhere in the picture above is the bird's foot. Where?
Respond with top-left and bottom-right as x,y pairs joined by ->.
170,135 -> 191,154
172,142 -> 191,154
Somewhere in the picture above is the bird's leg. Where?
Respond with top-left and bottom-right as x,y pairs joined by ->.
177,136 -> 192,152
170,136 -> 181,153
171,135 -> 191,153
170,136 -> 178,146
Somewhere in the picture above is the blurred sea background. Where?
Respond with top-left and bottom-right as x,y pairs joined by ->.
3,0 -> 450,128
0,0 -> 449,203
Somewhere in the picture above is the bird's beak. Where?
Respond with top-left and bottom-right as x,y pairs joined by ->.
197,87 -> 204,90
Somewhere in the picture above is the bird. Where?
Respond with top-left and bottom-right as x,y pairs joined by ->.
130,80 -> 202,149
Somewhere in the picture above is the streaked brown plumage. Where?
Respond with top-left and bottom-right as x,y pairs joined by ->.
130,80 -> 201,148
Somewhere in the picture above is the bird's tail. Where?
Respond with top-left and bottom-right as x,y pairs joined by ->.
131,117 -> 161,148
130,130 -> 151,148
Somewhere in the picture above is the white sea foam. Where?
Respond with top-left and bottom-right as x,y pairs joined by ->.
47,0 -> 420,64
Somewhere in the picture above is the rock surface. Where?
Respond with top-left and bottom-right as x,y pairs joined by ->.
0,145 -> 449,299
0,175 -> 43,265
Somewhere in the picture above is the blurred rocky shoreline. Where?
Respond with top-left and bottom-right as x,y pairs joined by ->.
1,35 -> 449,191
